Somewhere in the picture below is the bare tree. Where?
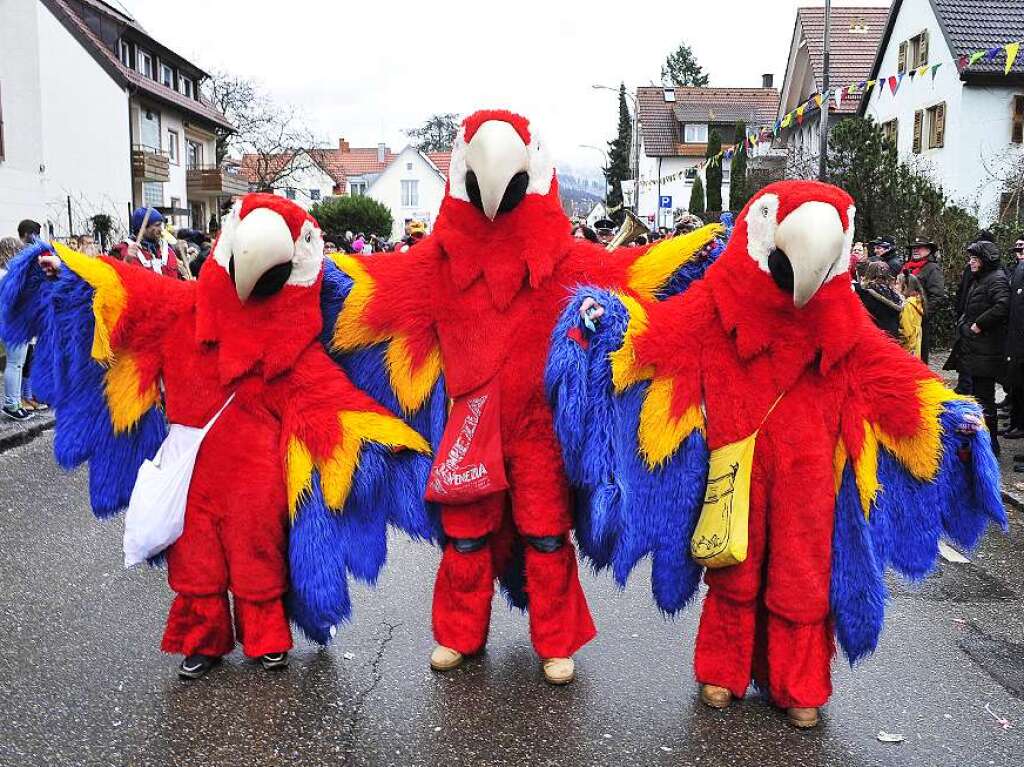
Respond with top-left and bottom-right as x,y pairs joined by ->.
203,70 -> 323,191
405,113 -> 460,153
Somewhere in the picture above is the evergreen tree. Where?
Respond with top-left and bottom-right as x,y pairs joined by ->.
729,122 -> 749,212
405,113 -> 460,152
688,174 -> 705,215
661,42 -> 710,87
604,83 -> 632,221
705,129 -> 723,212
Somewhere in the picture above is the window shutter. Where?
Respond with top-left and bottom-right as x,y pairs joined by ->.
1014,96 -> 1024,144
918,31 -> 929,67
934,102 -> 945,147
899,41 -> 908,74
913,109 -> 923,153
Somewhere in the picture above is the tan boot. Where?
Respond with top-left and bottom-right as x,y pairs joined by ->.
429,645 -> 464,672
699,684 -> 733,709
786,707 -> 820,729
542,657 -> 576,685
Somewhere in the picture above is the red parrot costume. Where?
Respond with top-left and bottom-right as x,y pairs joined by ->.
546,180 -> 1005,723
0,194 -> 431,676
327,110 -> 721,679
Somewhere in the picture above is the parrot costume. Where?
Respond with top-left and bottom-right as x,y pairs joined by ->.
0,194 -> 435,678
546,180 -> 1006,723
321,109 -> 723,683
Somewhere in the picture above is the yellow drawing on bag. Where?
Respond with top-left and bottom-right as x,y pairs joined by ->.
690,392 -> 784,569
690,431 -> 756,569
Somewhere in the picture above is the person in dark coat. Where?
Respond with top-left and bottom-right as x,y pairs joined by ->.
869,235 -> 903,277
902,238 -> 946,362
951,231 -> 997,394
1002,238 -> 1024,446
855,261 -> 903,338
945,240 -> 1009,454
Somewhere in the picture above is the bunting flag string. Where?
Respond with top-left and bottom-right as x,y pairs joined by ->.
630,40 -> 1022,192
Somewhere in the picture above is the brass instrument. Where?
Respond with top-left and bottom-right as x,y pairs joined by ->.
605,209 -> 651,252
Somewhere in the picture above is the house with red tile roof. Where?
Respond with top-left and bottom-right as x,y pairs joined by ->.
241,138 -> 452,240
635,78 -> 781,225
0,0 -> 236,239
777,6 -> 889,177
860,0 -> 1024,222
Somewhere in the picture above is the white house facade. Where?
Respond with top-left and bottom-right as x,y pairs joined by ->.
361,146 -> 448,240
0,0 -> 235,242
861,0 -> 1024,223
635,82 -> 781,226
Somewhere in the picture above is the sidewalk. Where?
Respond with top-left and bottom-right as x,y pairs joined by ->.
0,376 -> 55,453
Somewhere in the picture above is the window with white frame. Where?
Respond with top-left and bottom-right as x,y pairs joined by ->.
349,181 -> 367,196
167,129 -> 179,164
722,168 -> 731,182
179,77 -> 194,99
143,182 -> 162,207
310,189 -> 321,201
119,40 -> 133,67
683,123 -> 708,143
186,139 -> 201,170
401,180 -> 419,207
160,63 -> 173,88
138,50 -> 154,79
881,118 -> 898,146
926,102 -> 946,149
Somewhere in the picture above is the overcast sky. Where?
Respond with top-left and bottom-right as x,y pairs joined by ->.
118,0 -> 891,174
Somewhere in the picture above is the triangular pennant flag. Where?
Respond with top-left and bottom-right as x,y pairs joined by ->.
865,80 -> 875,92
969,50 -> 985,66
781,112 -> 792,128
1006,42 -> 1021,75
984,46 -> 1001,62
931,63 -> 942,80
958,54 -> 968,71
773,120 -> 781,136
916,64 -> 928,79
908,69 -> 917,80
796,104 -> 806,124
834,86 -> 844,110
814,93 -> 824,108
888,75 -> 898,94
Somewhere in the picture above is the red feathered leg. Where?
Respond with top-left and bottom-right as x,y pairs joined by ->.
233,597 -> 292,658
694,460 -> 770,699
432,498 -> 503,655
764,443 -> 836,709
162,505 -> 233,657
507,412 -> 596,658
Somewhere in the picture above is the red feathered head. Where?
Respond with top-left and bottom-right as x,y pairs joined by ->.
209,192 -> 323,303
446,109 -> 557,221
727,180 -> 856,309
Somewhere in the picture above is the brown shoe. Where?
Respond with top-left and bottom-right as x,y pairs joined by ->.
429,645 -> 464,672
699,684 -> 733,709
787,707 -> 820,729
542,657 -> 576,685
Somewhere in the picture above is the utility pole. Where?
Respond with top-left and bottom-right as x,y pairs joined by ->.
818,0 -> 832,181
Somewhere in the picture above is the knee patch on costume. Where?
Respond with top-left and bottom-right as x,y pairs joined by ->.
450,535 -> 489,554
525,535 -> 565,553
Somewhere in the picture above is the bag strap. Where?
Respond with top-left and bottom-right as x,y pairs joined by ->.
200,393 -> 236,435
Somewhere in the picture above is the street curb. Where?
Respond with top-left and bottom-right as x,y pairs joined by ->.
0,415 -> 55,454
1002,490 -> 1024,514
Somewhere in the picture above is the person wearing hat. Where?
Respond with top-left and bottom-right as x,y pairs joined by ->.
110,207 -> 181,279
1002,237 -> 1024,445
944,240 -> 1009,454
593,218 -> 616,245
902,238 -> 946,362
868,235 -> 903,277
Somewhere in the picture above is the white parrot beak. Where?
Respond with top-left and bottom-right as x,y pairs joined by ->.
229,207 -> 294,302
774,201 -> 847,308
464,120 -> 531,220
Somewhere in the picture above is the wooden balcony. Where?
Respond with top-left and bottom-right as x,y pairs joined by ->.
187,165 -> 250,196
131,146 -> 170,183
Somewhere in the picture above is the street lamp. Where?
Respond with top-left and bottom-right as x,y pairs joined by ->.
593,84 -> 640,214
579,144 -> 609,205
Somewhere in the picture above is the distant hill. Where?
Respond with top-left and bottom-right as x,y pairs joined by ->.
558,171 -> 605,219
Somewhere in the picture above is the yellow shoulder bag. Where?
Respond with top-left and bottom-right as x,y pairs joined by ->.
690,392 -> 785,569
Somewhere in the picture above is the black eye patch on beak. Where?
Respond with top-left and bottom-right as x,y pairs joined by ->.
768,248 -> 793,295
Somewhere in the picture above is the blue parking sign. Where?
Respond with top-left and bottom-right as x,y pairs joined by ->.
659,195 -> 672,209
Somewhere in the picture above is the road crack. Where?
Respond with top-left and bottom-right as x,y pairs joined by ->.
340,620 -> 401,761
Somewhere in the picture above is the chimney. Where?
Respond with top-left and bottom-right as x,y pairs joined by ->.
762,73 -> 774,89
377,142 -> 387,164
339,138 -> 350,152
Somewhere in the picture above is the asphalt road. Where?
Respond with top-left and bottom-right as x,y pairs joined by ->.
1,433 -> 1023,767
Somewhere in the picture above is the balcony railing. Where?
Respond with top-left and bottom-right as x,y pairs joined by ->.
186,164 -> 250,196
131,145 -> 170,183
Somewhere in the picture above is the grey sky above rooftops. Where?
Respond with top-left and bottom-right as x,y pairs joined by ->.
120,0 -> 892,175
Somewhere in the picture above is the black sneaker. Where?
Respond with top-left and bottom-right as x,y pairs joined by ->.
260,652 -> 289,671
1,406 -> 34,422
178,654 -> 221,679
